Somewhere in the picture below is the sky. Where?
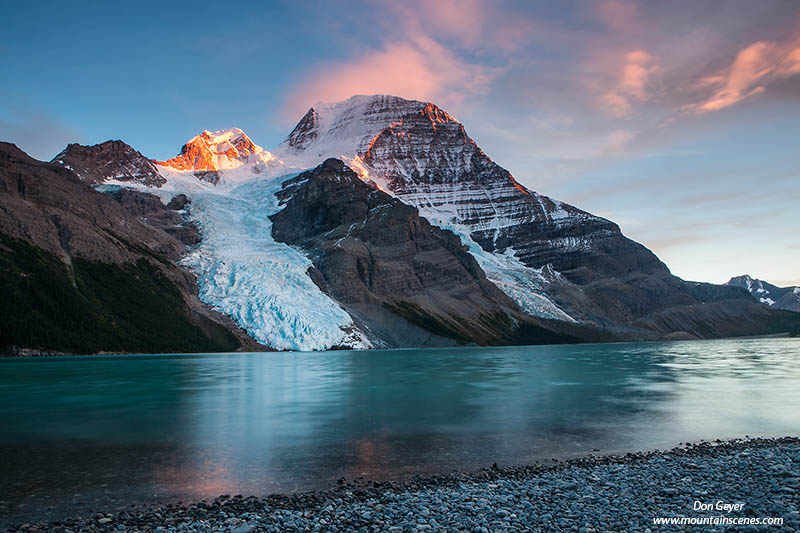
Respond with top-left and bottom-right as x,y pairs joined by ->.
1,0 -> 798,286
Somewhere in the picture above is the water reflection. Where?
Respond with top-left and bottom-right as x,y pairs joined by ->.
1,338 -> 799,525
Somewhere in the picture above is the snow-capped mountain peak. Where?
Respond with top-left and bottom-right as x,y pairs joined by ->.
726,274 -> 800,312
276,95 -> 438,166
277,94 -> 603,241
158,127 -> 277,172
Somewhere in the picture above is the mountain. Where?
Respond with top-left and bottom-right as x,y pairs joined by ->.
727,275 -> 800,312
2,95 -> 798,353
0,142 -> 256,355
275,95 -> 792,340
277,95 -> 661,283
156,128 -> 281,185
53,140 -> 165,187
158,128 -> 276,171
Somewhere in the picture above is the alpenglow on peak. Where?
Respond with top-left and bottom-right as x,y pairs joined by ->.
158,128 -> 277,172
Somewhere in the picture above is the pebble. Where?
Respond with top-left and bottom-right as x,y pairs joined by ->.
3,437 -> 799,532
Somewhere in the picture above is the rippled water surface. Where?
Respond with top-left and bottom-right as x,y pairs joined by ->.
1,338 -> 799,525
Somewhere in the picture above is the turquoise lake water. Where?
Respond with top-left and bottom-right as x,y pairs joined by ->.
1,338 -> 799,525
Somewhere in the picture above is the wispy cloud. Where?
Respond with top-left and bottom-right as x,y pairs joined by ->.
284,35 -> 499,119
282,0 -> 516,118
683,28 -> 800,113
390,0 -> 486,47
599,50 -> 659,117
592,0 -> 643,33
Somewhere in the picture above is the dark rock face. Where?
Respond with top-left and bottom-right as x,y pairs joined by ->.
727,275 -> 800,312
0,142 -> 250,354
106,188 -> 200,245
633,296 -> 800,339
192,170 -> 221,185
52,140 -> 165,187
1,142 -> 178,264
775,292 -> 800,313
270,159 -> 570,346
284,108 -> 320,151
166,193 -> 191,210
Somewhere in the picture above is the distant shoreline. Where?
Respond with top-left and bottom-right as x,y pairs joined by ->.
1,332 -> 797,358
4,436 -> 798,532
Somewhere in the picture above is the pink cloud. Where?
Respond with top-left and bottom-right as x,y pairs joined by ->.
620,50 -> 654,98
599,49 -> 658,117
683,31 -> 800,113
593,0 -> 641,32
392,0 -> 486,47
384,0 -> 540,52
283,35 -> 498,119
281,0 -> 516,119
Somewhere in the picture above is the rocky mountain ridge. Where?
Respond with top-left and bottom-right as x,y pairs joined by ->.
54,140 -> 165,187
727,275 -> 800,312
0,142 -> 257,355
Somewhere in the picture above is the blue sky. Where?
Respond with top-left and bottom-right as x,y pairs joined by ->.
1,0 -> 798,285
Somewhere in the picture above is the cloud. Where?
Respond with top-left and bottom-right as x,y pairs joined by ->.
599,50 -> 658,117
683,31 -> 800,113
283,35 -> 499,119
281,0 -> 533,119
593,0 -> 642,32
389,0 -> 486,47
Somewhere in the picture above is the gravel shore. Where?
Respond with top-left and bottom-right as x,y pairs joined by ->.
4,437 -> 799,532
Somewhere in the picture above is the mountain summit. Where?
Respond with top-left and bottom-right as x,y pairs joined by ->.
53,140 -> 165,187
279,95 -> 665,281
727,275 -> 800,312
158,128 -> 277,172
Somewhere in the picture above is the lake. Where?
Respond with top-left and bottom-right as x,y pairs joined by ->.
1,338 -> 799,526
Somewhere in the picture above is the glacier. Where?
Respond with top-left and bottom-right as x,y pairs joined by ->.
105,161 -> 371,351
164,162 -> 574,347
181,178 -> 372,351
417,210 -> 577,323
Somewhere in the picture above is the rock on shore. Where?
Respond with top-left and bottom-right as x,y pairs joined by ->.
5,437 -> 799,532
